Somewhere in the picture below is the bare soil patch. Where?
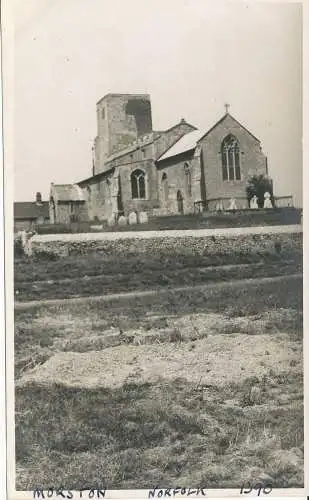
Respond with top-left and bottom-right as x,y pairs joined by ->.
14,259 -> 303,489
17,332 -> 301,391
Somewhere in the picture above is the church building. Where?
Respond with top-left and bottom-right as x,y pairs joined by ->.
49,93 -> 271,224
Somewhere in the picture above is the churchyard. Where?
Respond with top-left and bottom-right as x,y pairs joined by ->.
34,207 -> 301,235
14,227 -> 303,490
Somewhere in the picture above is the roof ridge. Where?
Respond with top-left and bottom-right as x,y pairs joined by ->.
197,113 -> 260,144
160,120 -> 197,135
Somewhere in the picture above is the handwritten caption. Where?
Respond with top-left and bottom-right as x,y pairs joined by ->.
240,482 -> 273,496
32,482 -> 273,499
33,488 -> 106,499
149,487 -> 206,497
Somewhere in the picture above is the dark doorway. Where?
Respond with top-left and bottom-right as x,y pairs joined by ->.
177,190 -> 184,214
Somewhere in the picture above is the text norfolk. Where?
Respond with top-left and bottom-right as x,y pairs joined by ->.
149,487 -> 206,497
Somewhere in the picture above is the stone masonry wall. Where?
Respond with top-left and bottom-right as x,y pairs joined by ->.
157,152 -> 198,215
200,114 -> 267,203
29,226 -> 302,259
95,94 -> 153,173
119,160 -> 160,215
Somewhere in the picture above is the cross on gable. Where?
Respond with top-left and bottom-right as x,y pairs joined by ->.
224,103 -> 230,114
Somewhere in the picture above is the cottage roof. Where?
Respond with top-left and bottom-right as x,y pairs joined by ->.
14,201 -> 50,220
51,184 -> 85,201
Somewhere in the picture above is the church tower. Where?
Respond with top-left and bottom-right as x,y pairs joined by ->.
94,93 -> 153,174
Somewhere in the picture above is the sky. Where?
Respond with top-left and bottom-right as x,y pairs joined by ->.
13,0 -> 302,206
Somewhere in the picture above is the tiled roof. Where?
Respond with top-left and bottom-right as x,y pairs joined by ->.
52,184 -> 85,201
157,113 -> 260,162
157,129 -> 204,161
14,201 -> 50,220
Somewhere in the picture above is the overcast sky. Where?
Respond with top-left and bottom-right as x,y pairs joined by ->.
14,0 -> 302,206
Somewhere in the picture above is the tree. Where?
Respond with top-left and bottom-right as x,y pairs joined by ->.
246,174 -> 274,208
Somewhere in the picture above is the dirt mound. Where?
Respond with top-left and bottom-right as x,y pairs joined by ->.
17,333 -> 301,390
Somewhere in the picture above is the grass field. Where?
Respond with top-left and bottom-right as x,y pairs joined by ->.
14,241 -> 302,301
14,249 -> 303,490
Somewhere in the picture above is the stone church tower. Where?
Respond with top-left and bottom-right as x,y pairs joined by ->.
49,93 -> 288,225
94,93 -> 153,174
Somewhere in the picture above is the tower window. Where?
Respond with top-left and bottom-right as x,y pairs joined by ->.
131,169 -> 146,199
221,135 -> 241,181
101,108 -> 105,119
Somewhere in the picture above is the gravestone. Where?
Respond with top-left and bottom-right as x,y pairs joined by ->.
118,215 -> 127,226
107,214 -> 116,227
128,211 -> 138,225
228,198 -> 237,210
263,192 -> 273,209
250,195 -> 259,209
139,211 -> 148,224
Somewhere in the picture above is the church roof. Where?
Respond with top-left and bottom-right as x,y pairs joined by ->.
157,129 -> 204,161
14,201 -> 49,220
157,112 -> 260,162
51,184 -> 85,202
78,167 -> 115,186
198,112 -> 260,143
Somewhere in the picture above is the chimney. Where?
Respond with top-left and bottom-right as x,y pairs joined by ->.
36,192 -> 42,204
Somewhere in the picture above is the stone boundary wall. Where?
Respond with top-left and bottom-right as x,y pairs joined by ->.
28,225 -> 302,258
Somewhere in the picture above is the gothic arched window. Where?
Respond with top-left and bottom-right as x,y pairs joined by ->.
184,162 -> 192,196
221,135 -> 241,181
131,169 -> 146,199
